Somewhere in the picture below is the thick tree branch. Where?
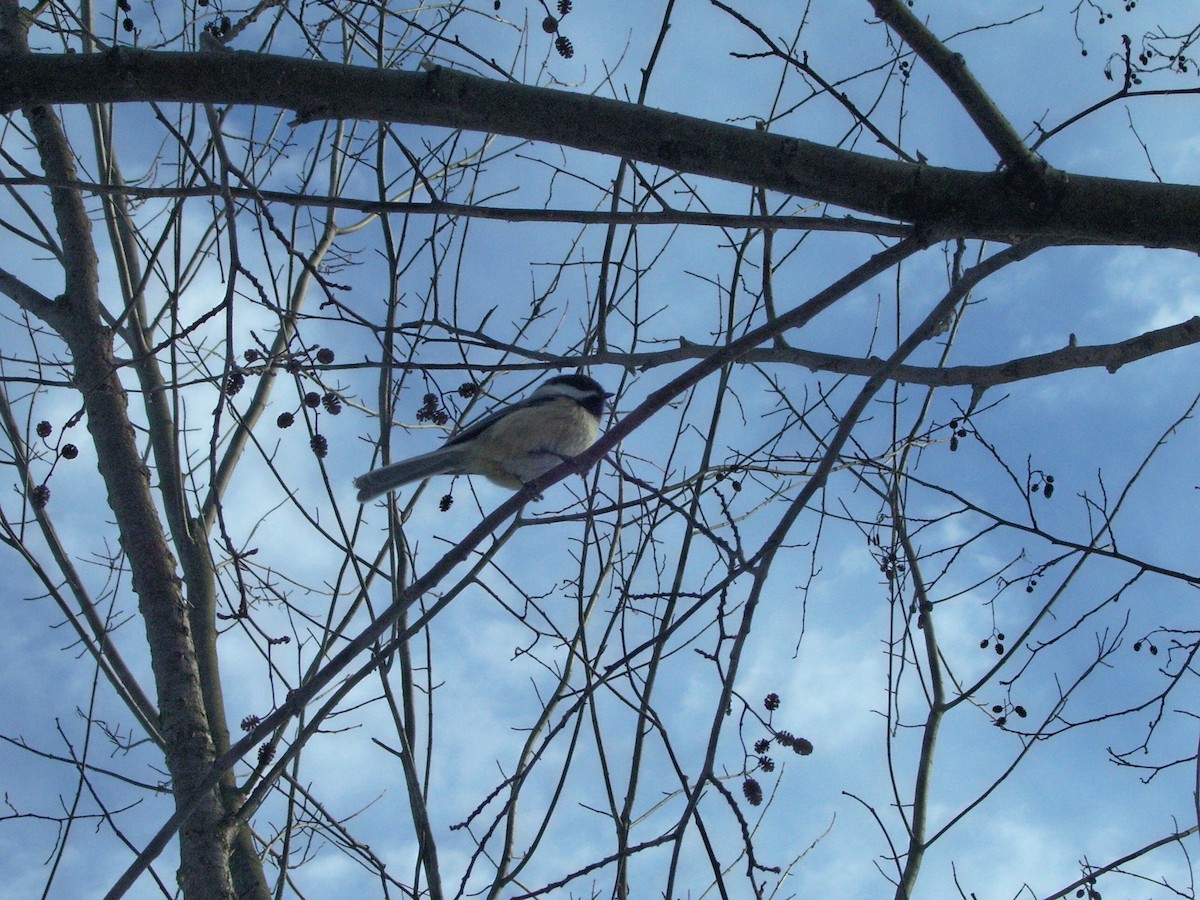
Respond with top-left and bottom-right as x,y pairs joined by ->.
0,265 -> 62,325
868,0 -> 1041,171
2,49 -> 1200,249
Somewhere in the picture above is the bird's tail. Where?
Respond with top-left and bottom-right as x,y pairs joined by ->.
354,447 -> 468,502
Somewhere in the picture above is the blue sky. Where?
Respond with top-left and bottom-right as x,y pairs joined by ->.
1,2 -> 1199,898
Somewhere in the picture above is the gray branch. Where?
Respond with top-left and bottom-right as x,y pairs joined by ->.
2,49 -> 1200,249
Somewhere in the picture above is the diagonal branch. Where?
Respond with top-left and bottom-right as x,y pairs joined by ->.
0,265 -> 62,326
104,235 -> 927,900
867,0 -> 1041,171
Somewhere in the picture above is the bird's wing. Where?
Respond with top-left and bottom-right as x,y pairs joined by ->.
443,393 -> 557,448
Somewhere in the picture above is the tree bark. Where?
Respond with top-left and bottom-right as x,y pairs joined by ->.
0,3 -> 237,896
1,48 -> 1199,250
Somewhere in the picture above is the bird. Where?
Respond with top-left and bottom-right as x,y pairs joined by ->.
354,373 -> 612,502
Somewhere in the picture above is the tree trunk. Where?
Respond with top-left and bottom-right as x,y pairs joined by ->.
1,3 -> 240,895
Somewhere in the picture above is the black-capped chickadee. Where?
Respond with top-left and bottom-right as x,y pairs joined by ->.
354,374 -> 612,502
